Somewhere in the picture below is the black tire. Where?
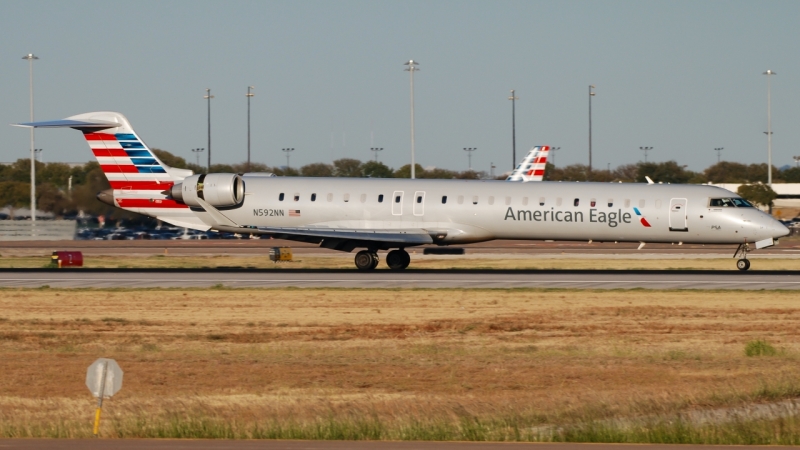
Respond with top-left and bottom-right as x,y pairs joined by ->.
399,250 -> 411,269
369,252 -> 380,270
736,259 -> 750,271
355,251 -> 375,271
386,250 -> 406,270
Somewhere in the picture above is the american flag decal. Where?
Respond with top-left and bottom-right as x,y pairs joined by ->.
289,210 -> 301,217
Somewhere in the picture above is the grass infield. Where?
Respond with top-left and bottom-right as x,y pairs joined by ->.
0,287 -> 799,443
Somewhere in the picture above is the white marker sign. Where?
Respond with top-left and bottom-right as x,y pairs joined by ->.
86,358 -> 123,399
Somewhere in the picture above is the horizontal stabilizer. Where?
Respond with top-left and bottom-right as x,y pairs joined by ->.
12,119 -> 120,129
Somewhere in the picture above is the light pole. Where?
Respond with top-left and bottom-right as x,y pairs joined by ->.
508,89 -> 518,169
191,148 -> 205,167
793,156 -> 800,168
404,60 -> 418,179
22,53 -> 39,222
370,147 -> 384,162
715,147 -> 724,164
550,146 -> 560,167
463,147 -> 477,171
282,148 -> 295,169
490,162 -> 496,178
204,88 -> 214,170
639,146 -> 653,163
764,70 -> 776,186
246,86 -> 254,172
589,85 -> 596,173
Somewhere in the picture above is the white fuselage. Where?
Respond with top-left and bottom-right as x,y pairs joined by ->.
182,177 -> 788,246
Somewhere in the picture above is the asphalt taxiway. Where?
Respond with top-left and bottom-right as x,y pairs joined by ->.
0,268 -> 798,289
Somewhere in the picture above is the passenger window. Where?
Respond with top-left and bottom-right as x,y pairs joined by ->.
472,196 -> 479,205
574,198 -> 580,207
344,193 -> 350,202
624,199 -> 630,208
327,193 -> 333,202
360,194 -> 366,203
416,195 -> 422,203
590,199 -> 596,207
311,193 -> 316,202
608,199 -> 613,207
279,193 -> 285,201
488,196 -> 494,205
395,195 -> 401,203
655,199 -> 662,209
556,197 -> 563,206
294,194 -> 300,202
639,199 -> 645,208
505,196 -> 511,205
458,195 -> 464,205
522,197 -> 528,206
378,194 -> 384,203
539,197 -> 545,206
442,196 -> 447,204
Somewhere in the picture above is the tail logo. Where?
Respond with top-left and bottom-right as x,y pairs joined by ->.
633,207 -> 651,227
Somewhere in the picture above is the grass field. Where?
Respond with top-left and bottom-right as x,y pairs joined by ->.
2,253 -> 800,270
1,287 -> 799,442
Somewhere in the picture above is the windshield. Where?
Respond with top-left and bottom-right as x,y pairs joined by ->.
709,197 -> 754,208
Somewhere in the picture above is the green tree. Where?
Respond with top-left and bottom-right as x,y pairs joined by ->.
393,164 -> 426,179
636,161 -> 695,184
421,168 -> 457,179
361,161 -> 393,178
782,167 -> 800,183
151,148 -> 189,169
333,158 -> 363,177
737,183 -> 777,208
301,163 -> 334,177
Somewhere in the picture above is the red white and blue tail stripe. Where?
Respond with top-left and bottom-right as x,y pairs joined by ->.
506,146 -> 550,182
14,112 -> 207,230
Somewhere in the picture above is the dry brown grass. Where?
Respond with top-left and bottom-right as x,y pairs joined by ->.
0,288 -> 799,438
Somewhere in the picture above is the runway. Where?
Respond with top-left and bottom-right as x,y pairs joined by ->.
1,268 -> 799,289
0,440 -> 785,450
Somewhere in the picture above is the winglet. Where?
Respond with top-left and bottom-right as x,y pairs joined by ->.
645,176 -> 655,185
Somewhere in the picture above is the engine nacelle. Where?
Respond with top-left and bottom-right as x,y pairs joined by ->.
170,173 -> 245,208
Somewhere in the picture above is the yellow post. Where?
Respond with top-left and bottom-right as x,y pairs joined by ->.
93,406 -> 102,436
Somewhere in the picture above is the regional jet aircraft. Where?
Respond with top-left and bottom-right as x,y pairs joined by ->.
15,112 -> 789,271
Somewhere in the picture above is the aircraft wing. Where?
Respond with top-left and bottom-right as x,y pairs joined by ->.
214,224 -> 434,251
193,197 -> 435,251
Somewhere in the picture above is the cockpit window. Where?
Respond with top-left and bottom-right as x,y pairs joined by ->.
709,198 -> 753,208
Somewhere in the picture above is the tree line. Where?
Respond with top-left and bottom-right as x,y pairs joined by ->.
1,148 -> 798,219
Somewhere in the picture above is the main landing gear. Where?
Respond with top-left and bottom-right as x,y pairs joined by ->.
734,243 -> 751,271
354,250 -> 379,271
353,249 -> 410,271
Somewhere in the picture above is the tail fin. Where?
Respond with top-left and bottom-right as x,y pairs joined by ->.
506,146 -> 550,182
66,112 -> 192,189
13,112 -> 206,229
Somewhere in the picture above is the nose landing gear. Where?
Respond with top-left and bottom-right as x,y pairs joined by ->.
734,243 -> 751,271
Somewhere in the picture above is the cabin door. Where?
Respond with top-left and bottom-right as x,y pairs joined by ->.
413,191 -> 425,216
669,198 -> 688,231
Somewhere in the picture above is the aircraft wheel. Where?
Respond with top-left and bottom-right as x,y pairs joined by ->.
736,259 -> 750,271
369,252 -> 380,270
386,250 -> 408,270
355,251 -> 376,271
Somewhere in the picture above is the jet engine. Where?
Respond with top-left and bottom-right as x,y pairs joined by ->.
170,173 -> 245,208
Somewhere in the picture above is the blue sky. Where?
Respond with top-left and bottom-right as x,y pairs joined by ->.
1,0 -> 798,173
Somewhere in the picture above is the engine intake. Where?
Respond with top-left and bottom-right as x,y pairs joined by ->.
170,173 -> 245,208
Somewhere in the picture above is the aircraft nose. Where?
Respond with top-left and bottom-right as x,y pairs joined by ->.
772,220 -> 791,239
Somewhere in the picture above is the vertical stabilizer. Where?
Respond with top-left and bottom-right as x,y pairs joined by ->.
506,146 -> 550,181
